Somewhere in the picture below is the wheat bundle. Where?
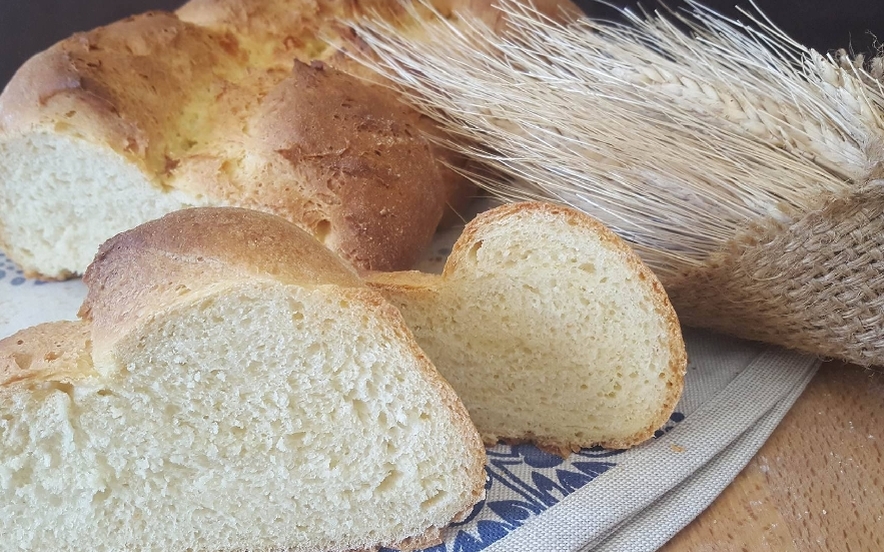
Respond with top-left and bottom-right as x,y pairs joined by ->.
350,0 -> 884,366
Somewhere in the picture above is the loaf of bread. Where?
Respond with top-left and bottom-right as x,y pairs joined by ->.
0,0 -> 468,280
0,0 -> 581,280
367,201 -> 687,452
0,207 -> 486,551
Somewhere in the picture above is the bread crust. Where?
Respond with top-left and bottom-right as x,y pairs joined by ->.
0,12 -> 237,171
79,206 -> 364,367
369,201 -> 688,451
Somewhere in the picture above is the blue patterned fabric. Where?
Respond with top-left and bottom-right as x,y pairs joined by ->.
380,411 -> 685,552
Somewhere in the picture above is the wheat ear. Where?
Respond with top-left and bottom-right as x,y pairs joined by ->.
351,0 -> 884,280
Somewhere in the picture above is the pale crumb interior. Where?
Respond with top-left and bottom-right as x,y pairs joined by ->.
397,212 -> 675,445
0,282 -> 476,551
0,133 -> 201,277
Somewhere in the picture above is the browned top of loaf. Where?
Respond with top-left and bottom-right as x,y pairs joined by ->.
189,59 -> 454,270
79,207 -> 363,355
176,0 -> 579,50
0,12 -> 242,176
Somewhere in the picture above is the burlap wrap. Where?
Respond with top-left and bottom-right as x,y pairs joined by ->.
666,186 -> 884,367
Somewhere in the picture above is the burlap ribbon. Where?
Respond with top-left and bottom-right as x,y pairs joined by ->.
668,187 -> 884,366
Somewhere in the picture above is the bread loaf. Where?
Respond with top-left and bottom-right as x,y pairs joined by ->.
0,0 -> 480,280
0,206 -> 486,551
367,201 -> 687,452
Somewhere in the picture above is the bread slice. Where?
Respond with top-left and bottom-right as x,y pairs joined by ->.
0,207 -> 485,551
367,201 -> 687,452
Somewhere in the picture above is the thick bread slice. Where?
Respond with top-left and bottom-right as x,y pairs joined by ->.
0,207 -> 486,552
367,201 -> 687,452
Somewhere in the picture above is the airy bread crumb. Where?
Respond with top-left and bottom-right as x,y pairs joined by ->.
368,201 -> 687,451
0,207 -> 486,551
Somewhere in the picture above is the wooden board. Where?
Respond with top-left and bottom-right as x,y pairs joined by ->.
661,361 -> 884,551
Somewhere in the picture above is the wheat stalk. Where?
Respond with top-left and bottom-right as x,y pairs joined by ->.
351,0 -> 884,280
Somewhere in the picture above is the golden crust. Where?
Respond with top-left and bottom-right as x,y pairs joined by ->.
368,201 -> 688,451
176,0 -> 579,42
0,12 -> 241,171
79,206 -> 363,365
232,60 -> 452,269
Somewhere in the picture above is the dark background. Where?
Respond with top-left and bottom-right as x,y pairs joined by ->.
1,0 -> 883,87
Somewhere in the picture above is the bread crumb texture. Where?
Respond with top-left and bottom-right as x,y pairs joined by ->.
0,207 -> 485,551
368,201 -> 687,451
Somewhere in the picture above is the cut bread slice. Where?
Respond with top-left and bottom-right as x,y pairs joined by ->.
0,207 -> 485,551
367,201 -> 687,452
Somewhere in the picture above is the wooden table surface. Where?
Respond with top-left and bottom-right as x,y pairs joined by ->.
660,361 -> 884,551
